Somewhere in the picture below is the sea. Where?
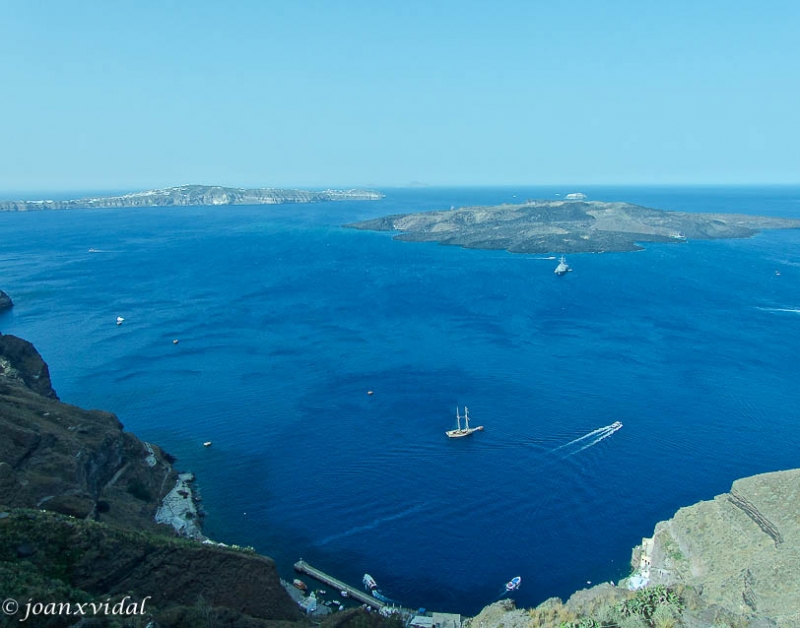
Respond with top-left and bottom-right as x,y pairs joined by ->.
1,185 -> 799,615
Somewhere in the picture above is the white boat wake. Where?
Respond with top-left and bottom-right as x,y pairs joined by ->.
758,307 -> 800,315
316,504 -> 424,547
551,422 -> 620,451
551,422 -> 623,458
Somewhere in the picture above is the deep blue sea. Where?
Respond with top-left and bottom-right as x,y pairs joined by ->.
1,186 -> 799,615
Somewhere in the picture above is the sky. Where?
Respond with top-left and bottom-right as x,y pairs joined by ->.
1,1 -> 799,193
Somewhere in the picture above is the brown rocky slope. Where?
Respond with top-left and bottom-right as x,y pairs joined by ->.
0,332 -> 306,626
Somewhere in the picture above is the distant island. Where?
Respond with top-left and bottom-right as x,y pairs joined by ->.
346,199 -> 800,254
0,184 -> 384,212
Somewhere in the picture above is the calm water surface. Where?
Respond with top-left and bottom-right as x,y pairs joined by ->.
1,186 -> 799,614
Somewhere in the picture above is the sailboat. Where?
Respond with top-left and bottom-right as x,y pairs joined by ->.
445,406 -> 484,438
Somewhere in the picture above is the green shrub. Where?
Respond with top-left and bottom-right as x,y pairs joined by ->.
126,479 -> 152,502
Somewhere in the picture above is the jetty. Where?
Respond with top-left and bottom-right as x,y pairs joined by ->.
294,560 -> 386,610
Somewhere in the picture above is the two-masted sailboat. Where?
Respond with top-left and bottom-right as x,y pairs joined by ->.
446,406 -> 484,438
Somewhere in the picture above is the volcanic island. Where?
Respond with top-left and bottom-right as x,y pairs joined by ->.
346,199 -> 800,254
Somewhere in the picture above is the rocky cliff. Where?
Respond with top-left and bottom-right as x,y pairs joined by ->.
0,509 -> 304,626
0,332 -> 176,529
0,184 -> 384,211
0,333 -> 309,626
468,469 -> 800,627
628,469 -> 800,627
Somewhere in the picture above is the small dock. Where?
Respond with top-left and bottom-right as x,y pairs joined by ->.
294,560 -> 386,610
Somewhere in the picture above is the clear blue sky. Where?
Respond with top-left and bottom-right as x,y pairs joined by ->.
2,1 -> 799,193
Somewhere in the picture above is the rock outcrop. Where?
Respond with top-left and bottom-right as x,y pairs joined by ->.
629,469 -> 800,627
0,184 -> 384,211
0,333 -> 309,626
0,332 -> 57,399
346,200 -> 800,254
466,470 -> 800,627
0,290 -> 12,311
0,508 -> 305,625
0,333 -> 178,529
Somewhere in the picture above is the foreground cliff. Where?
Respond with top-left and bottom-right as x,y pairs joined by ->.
0,184 -> 384,211
347,200 -> 800,254
0,509 -> 304,626
628,469 -> 800,626
469,469 -> 800,627
0,332 -> 308,626
0,332 -> 177,531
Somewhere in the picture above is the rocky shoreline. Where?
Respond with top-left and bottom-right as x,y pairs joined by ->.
154,471 -> 204,540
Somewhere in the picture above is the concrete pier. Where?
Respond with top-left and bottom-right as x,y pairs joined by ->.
293,559 -> 386,610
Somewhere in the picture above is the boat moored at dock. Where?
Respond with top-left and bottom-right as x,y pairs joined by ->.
363,574 -> 377,590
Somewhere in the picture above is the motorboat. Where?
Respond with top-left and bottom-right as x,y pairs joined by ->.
506,576 -> 522,591
362,574 -> 377,590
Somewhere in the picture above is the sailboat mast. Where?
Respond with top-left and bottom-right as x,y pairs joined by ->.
456,407 -> 461,430
464,406 -> 470,430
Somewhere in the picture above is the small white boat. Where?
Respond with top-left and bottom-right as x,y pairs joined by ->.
116,316 -> 125,325
554,256 -> 572,275
446,406 -> 484,438
363,574 -> 377,590
506,576 -> 522,591
203,441 -> 212,447
293,579 -> 308,591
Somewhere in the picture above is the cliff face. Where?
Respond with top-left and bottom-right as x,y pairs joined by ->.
0,184 -> 384,211
0,332 -> 175,529
632,469 -> 800,626
0,333 -> 307,626
467,470 -> 800,627
0,509 -> 303,626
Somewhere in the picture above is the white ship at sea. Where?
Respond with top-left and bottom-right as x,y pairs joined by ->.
554,256 -> 572,275
446,406 -> 484,438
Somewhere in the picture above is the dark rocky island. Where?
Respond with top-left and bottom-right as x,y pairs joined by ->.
0,290 -> 12,311
347,200 -> 800,254
0,184 -> 383,212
